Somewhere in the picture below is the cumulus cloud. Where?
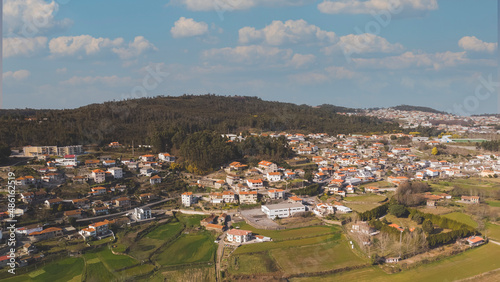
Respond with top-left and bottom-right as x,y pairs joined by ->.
171,17 -> 209,38
60,75 -> 133,86
323,33 -> 404,55
171,0 -> 312,12
202,45 -> 293,64
3,0 -> 72,35
239,19 -> 336,45
3,69 -> 31,81
48,35 -> 155,59
353,51 -> 470,70
3,36 -> 48,58
288,54 -> 316,68
458,36 -> 497,53
318,0 -> 438,15
289,66 -> 356,84
112,36 -> 158,59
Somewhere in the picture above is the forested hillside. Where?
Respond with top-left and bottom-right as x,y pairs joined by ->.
0,94 -> 400,147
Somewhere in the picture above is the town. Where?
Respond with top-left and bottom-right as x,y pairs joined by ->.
1,107 -> 500,281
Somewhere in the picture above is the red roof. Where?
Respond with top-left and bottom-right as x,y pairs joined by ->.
228,229 -> 252,236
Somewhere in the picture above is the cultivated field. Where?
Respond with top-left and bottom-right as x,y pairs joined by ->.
1,257 -> 84,282
231,222 -> 338,241
153,232 -> 216,266
292,243 -> 500,282
229,252 -> 278,275
442,212 -> 478,228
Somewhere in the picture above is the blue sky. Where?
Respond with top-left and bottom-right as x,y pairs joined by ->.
2,0 -> 498,114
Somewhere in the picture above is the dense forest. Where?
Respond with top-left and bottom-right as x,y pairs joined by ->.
391,105 -> 445,114
0,95 -> 400,147
478,140 -> 500,152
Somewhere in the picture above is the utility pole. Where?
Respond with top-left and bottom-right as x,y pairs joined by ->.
132,140 -> 134,156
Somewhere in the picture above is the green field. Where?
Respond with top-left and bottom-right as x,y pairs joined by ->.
229,252 -> 278,275
146,221 -> 184,240
486,200 -> 500,207
271,239 -> 367,275
85,261 -> 116,281
487,223 -> 500,241
154,232 -> 216,266
0,257 -> 84,282
293,243 -> 500,282
234,233 -> 341,255
442,212 -> 478,228
231,223 -> 339,241
344,202 -> 382,212
344,194 -> 387,203
430,178 -> 500,195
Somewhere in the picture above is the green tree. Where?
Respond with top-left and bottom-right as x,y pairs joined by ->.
422,219 -> 434,234
389,204 -> 408,217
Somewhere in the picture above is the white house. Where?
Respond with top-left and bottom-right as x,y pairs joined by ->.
150,175 -> 162,184
246,179 -> 264,189
107,167 -> 123,179
268,189 -> 285,200
261,203 -> 306,219
425,169 -> 440,178
91,169 -> 106,183
158,153 -> 175,162
140,166 -> 154,176
239,191 -> 258,204
182,192 -> 194,207
55,154 -> 78,167
132,207 -> 152,221
313,203 -> 335,217
226,229 -> 252,243
266,172 -> 282,182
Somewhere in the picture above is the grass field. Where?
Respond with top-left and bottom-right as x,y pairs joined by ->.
344,194 -> 387,203
1,257 -> 84,282
344,202 -> 382,212
234,233 -> 341,255
271,239 -> 367,275
146,221 -> 184,240
293,243 -> 500,282
487,223 -> 500,241
231,223 -> 339,241
442,212 -> 478,228
229,252 -> 278,275
160,266 -> 216,282
85,261 -> 116,282
486,200 -> 500,207
154,232 -> 216,266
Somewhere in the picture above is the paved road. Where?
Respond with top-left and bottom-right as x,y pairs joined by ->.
215,231 -> 227,282
76,197 -> 174,222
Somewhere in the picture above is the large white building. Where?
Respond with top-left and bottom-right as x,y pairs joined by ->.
182,192 -> 194,207
91,169 -> 106,183
132,207 -> 152,221
261,203 -> 306,219
108,167 -> 123,179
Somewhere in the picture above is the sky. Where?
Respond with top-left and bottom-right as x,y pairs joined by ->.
2,0 -> 498,115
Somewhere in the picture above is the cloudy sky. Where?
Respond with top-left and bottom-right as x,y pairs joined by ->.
2,0 -> 498,114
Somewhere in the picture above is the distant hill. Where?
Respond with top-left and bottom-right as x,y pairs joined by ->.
0,94 -> 400,147
391,105 -> 446,114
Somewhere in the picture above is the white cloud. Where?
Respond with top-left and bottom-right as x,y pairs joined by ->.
323,33 -> 404,55
3,69 -> 31,81
289,66 -> 356,84
56,67 -> 67,74
171,17 -> 209,38
3,0 -> 72,35
49,35 -> 123,57
48,35 -> 155,59
318,0 -> 438,15
458,36 -> 497,53
3,36 -> 48,58
171,0 -> 312,12
353,51 -> 470,70
60,75 -> 133,86
239,19 -> 336,46
112,36 -> 158,59
288,54 -> 316,68
202,45 -> 293,64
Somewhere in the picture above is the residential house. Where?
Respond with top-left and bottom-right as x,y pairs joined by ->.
258,160 -> 278,173
268,189 -> 285,200
132,207 -> 152,221
158,152 -> 175,162
313,203 -> 335,217
226,174 -> 240,186
29,227 -> 63,242
462,196 -> 480,204
140,166 -> 154,176
150,175 -> 162,184
467,236 -> 485,247
246,179 -> 264,189
266,172 -> 282,182
107,167 -> 123,179
181,192 -> 194,207
44,198 -> 63,208
91,169 -> 106,183
93,206 -> 109,216
140,154 -> 155,162
115,197 -> 131,208
64,209 -> 84,219
226,229 -> 252,243
239,191 -> 258,204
